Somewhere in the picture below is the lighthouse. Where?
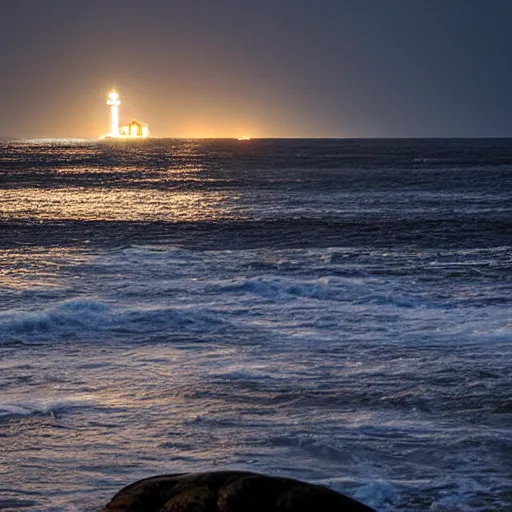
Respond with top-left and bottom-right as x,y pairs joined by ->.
103,89 -> 149,139
107,90 -> 121,137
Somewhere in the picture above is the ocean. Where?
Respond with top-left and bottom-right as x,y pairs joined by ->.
0,138 -> 511,511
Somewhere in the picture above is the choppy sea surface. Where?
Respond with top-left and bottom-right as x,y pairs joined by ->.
0,138 -> 511,511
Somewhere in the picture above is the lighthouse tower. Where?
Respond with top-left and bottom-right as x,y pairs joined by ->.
107,90 -> 121,137
102,89 -> 149,139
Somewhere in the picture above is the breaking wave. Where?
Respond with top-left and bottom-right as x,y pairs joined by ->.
0,397 -> 99,419
214,275 -> 428,308
0,299 -> 228,343
215,276 -> 337,300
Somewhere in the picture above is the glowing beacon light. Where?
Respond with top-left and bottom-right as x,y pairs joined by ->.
107,90 -> 121,137
103,89 -> 149,139
102,89 -> 150,139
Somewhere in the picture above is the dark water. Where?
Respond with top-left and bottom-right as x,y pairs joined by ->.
0,139 -> 511,511
1,138 -> 511,250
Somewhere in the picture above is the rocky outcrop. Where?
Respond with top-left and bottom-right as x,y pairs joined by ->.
103,470 -> 375,511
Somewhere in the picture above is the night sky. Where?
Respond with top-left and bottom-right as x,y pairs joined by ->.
1,0 -> 511,138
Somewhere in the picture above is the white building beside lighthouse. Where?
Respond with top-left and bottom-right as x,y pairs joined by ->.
104,90 -> 149,139
119,120 -> 149,138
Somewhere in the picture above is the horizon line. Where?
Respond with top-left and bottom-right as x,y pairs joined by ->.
2,135 -> 512,142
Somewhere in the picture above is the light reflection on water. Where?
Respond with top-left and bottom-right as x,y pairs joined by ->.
0,138 -> 243,222
0,247 -> 91,291
1,187 -> 235,222
0,141 -> 241,227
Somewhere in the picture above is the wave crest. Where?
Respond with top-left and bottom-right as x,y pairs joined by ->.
0,299 -> 227,342
216,276 -> 336,300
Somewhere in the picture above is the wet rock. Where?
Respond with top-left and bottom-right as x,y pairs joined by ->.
103,471 -> 375,511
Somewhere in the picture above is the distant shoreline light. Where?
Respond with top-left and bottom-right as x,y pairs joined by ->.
101,89 -> 149,140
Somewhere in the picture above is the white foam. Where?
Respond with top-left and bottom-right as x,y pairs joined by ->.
353,481 -> 398,511
216,276 -> 340,300
0,397 -> 98,418
0,299 -> 112,339
0,298 -> 228,342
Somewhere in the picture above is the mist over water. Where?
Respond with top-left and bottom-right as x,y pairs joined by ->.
0,139 -> 511,511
